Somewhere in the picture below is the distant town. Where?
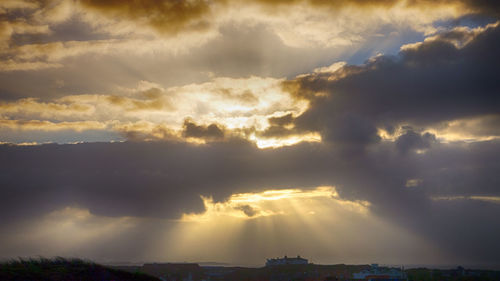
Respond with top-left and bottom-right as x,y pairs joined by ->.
112,256 -> 500,281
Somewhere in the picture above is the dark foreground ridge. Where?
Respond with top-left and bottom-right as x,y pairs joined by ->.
117,262 -> 500,281
2,258 -> 500,281
0,257 -> 160,281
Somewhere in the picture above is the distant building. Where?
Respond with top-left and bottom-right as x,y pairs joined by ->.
352,264 -> 406,281
266,255 -> 309,266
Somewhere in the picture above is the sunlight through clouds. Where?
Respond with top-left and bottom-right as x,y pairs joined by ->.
181,187 -> 370,223
1,0 -> 500,268
163,186 -> 438,265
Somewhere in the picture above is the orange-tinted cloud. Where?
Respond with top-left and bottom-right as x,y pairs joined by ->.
80,0 -> 221,35
76,0 -> 499,39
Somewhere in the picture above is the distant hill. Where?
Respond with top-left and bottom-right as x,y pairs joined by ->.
0,257 -> 160,281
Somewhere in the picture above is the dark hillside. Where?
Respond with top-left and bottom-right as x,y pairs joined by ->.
0,257 -> 160,281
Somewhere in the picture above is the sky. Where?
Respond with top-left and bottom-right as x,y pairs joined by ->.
0,0 -> 500,268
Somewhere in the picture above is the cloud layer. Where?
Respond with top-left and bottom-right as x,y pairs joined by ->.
0,0 -> 499,268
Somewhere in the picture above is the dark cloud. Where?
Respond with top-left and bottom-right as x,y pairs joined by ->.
118,124 -> 177,142
235,204 -> 258,217
268,113 -> 294,127
395,129 -> 437,153
0,139 -> 325,222
1,137 -> 499,264
182,119 -> 225,140
285,23 -> 500,144
257,114 -> 299,138
258,125 -> 294,138
321,113 -> 381,144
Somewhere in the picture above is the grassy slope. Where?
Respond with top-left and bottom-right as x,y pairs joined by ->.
0,257 -> 160,281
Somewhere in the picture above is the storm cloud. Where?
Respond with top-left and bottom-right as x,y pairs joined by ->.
284,22 -> 500,144
1,136 -> 499,264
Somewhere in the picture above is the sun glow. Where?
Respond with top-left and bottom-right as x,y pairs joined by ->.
230,187 -> 336,203
180,186 -> 370,223
250,132 -> 322,149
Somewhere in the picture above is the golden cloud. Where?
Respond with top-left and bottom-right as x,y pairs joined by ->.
181,186 -> 370,222
80,0 -> 220,35
0,119 -> 109,132
0,0 -> 488,72
0,75 -> 318,147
